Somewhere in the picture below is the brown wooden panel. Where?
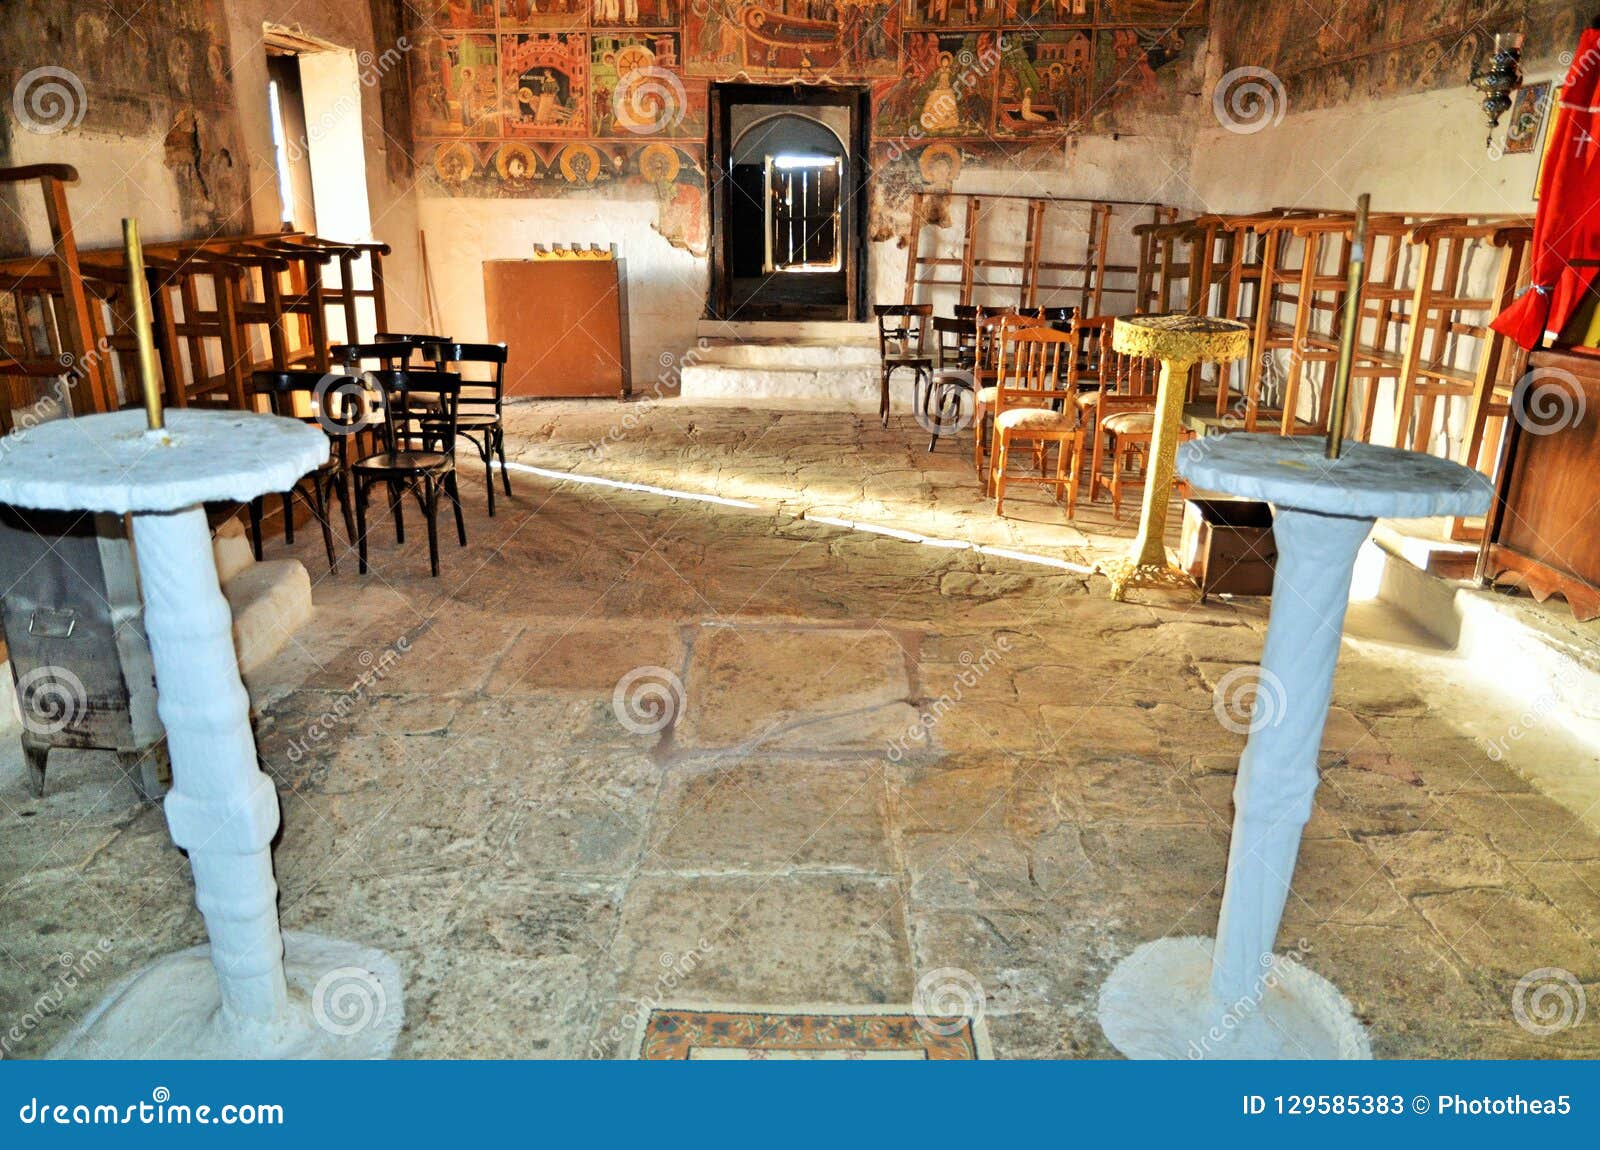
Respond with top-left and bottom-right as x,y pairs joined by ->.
1490,348 -> 1600,609
483,259 -> 627,398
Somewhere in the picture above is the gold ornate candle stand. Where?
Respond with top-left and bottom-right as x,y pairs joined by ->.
1099,314 -> 1252,601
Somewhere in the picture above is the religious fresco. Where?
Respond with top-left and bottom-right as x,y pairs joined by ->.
0,0 -> 244,234
408,0 -> 1207,208
1093,24 -> 1189,110
1096,0 -> 1205,26
413,33 -> 500,136
502,33 -> 590,136
903,0 -> 996,31
591,0 -> 681,28
873,32 -> 1000,137
684,0 -> 902,78
1213,0 -> 1582,115
994,28 -> 1094,134
496,0 -> 589,31
591,33 -> 707,137
427,0 -> 500,30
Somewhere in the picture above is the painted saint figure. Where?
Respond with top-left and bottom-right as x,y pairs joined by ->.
919,60 -> 961,132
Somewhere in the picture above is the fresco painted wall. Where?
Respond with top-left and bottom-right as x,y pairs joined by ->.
1212,0 -> 1584,115
0,0 -> 248,243
407,0 -> 1210,252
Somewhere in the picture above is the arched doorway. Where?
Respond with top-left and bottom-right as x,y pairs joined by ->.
707,84 -> 870,322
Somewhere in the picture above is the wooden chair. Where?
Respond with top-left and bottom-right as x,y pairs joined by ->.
1080,335 -> 1160,515
873,303 -> 933,428
0,165 -> 117,421
926,315 -> 976,452
1390,221 -> 1534,459
330,340 -> 417,372
235,238 -> 334,372
377,331 -> 450,367
245,370 -> 355,572
971,311 -> 1049,485
424,341 -> 510,515
1068,315 -> 1117,442
352,369 -> 467,577
1096,352 -> 1178,519
989,326 -> 1079,516
309,239 -> 392,345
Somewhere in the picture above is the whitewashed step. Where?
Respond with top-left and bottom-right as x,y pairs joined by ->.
695,319 -> 876,343
681,362 -> 879,407
693,339 -> 880,369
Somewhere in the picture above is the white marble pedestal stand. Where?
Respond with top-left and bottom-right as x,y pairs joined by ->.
0,409 -> 402,1058
1097,434 -> 1491,1059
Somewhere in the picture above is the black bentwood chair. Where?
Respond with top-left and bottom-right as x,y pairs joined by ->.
330,341 -> 417,372
424,341 -> 510,515
873,303 -> 934,428
352,368 -> 467,578
245,370 -> 356,572
926,315 -> 977,452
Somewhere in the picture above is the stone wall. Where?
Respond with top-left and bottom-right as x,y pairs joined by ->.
0,0 -> 426,330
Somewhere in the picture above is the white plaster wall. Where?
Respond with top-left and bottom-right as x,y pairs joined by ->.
1,5 -> 426,336
4,131 -> 188,249
415,193 -> 707,389
1187,78 -> 1554,218
297,50 -> 376,243
418,132 -> 1190,381
223,4 -> 426,329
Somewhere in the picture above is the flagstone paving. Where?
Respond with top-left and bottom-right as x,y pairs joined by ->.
2,402 -> 1597,1059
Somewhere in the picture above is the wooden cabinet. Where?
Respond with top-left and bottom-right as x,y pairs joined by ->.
482,257 -> 630,398
1483,347 -> 1600,619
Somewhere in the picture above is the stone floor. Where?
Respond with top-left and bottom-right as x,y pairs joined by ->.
2,400 -> 1599,1059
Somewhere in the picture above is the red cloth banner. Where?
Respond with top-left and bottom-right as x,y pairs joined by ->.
1493,29 -> 1600,349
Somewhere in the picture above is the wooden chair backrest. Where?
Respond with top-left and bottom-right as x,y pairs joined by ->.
976,312 -> 1049,385
875,303 -> 932,357
994,327 -> 1075,418
368,368 -> 462,455
425,341 -> 507,418
932,315 -> 975,372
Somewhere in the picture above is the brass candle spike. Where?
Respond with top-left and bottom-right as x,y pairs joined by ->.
1325,193 -> 1370,460
121,218 -> 165,435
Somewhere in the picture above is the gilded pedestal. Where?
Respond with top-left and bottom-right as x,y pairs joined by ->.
1100,314 -> 1252,601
